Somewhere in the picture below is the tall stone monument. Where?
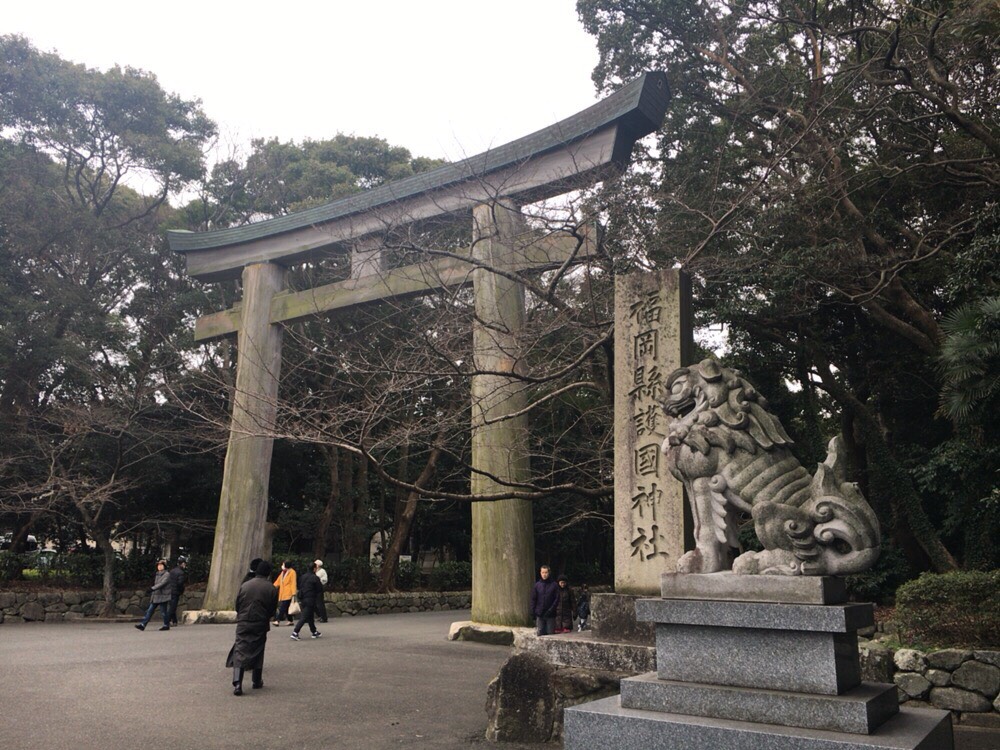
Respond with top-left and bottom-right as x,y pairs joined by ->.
613,269 -> 693,595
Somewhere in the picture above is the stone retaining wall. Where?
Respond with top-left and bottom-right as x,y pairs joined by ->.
860,639 -> 1000,730
325,591 -> 471,617
0,589 -> 471,623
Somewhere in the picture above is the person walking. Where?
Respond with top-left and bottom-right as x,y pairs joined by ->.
135,559 -> 173,631
226,560 -> 279,695
313,559 -> 329,623
272,560 -> 297,626
289,561 -> 323,641
167,556 -> 187,626
529,564 -> 559,636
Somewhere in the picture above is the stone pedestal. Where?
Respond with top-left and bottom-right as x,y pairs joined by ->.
564,573 -> 954,749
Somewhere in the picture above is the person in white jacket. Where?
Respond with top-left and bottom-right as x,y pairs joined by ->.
314,559 -> 329,623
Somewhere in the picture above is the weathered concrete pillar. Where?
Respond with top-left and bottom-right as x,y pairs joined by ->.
614,269 -> 693,594
470,202 -> 535,626
203,262 -> 287,611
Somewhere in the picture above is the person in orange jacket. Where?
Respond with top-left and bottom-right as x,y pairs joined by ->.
272,560 -> 297,626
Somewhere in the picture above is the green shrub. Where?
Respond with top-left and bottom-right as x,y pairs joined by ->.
328,557 -> 374,592
182,554 -> 210,584
894,570 -> 1000,648
394,560 -> 422,590
427,561 -> 471,591
0,551 -> 26,581
62,552 -> 106,587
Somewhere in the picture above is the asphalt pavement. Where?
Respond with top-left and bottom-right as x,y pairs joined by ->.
0,609 -> 537,750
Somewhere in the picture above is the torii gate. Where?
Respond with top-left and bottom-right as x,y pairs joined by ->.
169,73 -> 670,621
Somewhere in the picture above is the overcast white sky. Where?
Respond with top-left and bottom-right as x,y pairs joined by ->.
4,1 -> 603,162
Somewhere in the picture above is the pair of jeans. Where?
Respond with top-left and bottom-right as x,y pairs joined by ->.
293,603 -> 317,635
275,599 -> 294,623
140,600 -> 169,628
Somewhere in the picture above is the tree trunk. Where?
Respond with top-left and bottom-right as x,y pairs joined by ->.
95,533 -> 117,617
813,359 -> 959,573
377,443 -> 443,593
312,445 -> 339,561
338,450 -> 358,557
9,514 -> 38,567
356,454 -> 371,557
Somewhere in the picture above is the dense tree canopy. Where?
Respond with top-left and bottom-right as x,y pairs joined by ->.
0,35 -> 218,604
577,0 -> 1000,572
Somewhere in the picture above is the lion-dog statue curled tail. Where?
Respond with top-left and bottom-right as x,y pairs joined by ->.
661,359 -> 881,576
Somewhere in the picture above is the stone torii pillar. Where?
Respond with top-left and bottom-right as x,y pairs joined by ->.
203,262 -> 286,611
470,202 -> 534,626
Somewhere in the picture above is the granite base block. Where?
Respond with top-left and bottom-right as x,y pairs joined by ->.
620,673 -> 899,734
564,697 -> 953,750
637,598 -> 874,632
656,623 -> 861,694
661,572 -> 848,605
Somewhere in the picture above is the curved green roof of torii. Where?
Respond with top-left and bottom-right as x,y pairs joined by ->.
168,72 -> 669,280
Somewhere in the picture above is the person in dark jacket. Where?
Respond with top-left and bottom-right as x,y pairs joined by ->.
241,558 -> 263,586
226,559 -> 279,695
167,556 -> 187,626
135,559 -> 173,631
289,561 -> 323,640
530,565 -> 559,636
314,559 -> 329,623
554,574 -> 575,633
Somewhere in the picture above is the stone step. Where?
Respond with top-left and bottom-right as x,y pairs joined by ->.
565,696 -> 953,750
620,672 -> 899,735
512,630 -> 655,674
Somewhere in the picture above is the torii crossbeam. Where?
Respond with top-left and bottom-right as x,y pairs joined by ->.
170,73 -> 670,618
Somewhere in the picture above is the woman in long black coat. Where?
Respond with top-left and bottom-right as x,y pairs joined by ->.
226,559 -> 279,695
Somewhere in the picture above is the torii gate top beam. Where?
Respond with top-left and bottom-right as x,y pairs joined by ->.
167,72 -> 670,283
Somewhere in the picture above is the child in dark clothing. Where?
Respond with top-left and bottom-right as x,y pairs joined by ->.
554,574 -> 575,633
576,583 -> 591,631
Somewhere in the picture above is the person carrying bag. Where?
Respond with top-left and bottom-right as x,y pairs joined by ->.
272,560 -> 297,626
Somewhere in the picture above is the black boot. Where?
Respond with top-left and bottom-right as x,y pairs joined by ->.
232,667 -> 244,696
251,668 -> 263,689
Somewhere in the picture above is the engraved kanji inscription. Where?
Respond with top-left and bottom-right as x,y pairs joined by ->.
634,330 -> 658,360
634,444 -> 659,476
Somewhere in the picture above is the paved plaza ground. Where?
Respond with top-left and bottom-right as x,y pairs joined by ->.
0,609 -> 538,750
3,609 -> 996,749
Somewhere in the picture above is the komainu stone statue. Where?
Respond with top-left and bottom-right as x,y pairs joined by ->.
661,359 -> 881,576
